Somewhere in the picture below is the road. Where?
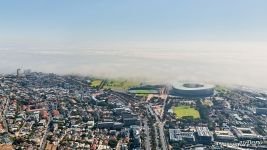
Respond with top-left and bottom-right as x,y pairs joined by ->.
39,113 -> 51,150
143,118 -> 152,150
158,122 -> 167,150
153,124 -> 160,150
160,95 -> 168,120
159,87 -> 169,120
2,96 -> 10,132
148,104 -> 168,150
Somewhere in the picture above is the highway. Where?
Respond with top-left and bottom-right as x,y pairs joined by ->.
153,124 -> 160,150
158,122 -> 167,150
148,104 -> 168,150
143,118 -> 152,150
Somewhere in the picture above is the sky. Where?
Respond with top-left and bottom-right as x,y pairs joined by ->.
0,0 -> 267,89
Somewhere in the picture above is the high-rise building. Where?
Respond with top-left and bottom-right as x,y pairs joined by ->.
17,68 -> 23,77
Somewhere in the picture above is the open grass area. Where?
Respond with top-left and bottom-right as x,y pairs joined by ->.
128,89 -> 159,94
103,80 -> 141,91
90,79 -> 103,88
135,93 -> 150,97
172,106 -> 200,119
215,85 -> 229,93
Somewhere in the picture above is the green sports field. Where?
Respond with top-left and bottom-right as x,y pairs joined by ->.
90,79 -> 103,88
172,106 -> 200,119
103,80 -> 141,91
128,89 -> 159,94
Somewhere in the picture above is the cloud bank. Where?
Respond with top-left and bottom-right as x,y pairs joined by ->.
0,41 -> 267,89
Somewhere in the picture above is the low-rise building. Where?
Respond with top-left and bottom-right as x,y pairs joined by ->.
169,129 -> 195,143
231,126 -> 263,140
256,107 -> 267,115
196,127 -> 213,145
214,130 -> 235,142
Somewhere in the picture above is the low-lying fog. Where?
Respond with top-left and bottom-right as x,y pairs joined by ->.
1,41 -> 267,89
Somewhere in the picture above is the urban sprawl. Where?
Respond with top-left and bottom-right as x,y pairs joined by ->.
0,70 -> 267,150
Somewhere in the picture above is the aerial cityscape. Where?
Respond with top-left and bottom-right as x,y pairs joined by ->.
1,0 -> 267,150
0,69 -> 266,149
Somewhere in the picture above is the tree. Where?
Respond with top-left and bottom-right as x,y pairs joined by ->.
196,100 -> 209,122
108,139 -> 118,148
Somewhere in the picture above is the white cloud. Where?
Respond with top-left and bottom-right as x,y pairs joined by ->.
1,41 -> 267,89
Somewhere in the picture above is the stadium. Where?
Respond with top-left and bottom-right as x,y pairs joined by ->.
170,82 -> 215,97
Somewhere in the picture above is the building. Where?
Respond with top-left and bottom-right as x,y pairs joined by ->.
17,69 -> 24,78
120,143 -> 128,150
91,96 -> 106,105
232,113 -> 243,121
113,122 -> 124,129
196,127 -> 214,145
231,126 -> 263,140
113,107 -> 131,115
171,82 -> 215,97
123,118 -> 140,127
33,111 -> 40,122
130,125 -> 141,149
97,122 -> 114,129
256,97 -> 267,104
169,129 -> 195,143
256,107 -> 267,115
86,120 -> 95,129
122,112 -> 140,127
97,122 -> 123,129
214,130 -> 235,142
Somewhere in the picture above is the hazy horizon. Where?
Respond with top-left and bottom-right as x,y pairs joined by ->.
1,41 -> 267,90
1,1 -> 267,89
